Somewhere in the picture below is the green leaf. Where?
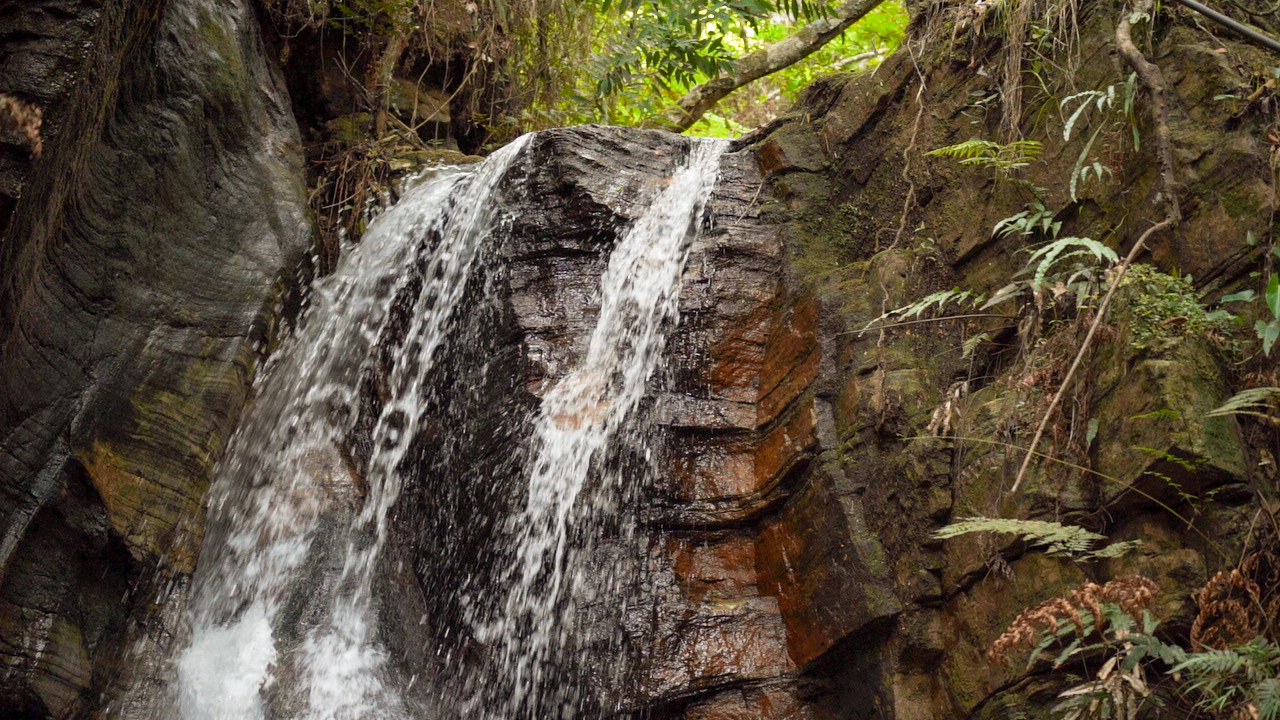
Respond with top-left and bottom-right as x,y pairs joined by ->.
962,332 -> 991,359
1222,289 -> 1257,303
860,288 -> 984,333
1069,125 -> 1104,202
1257,677 -> 1280,720
1262,320 -> 1280,356
1203,384 -> 1280,417
1022,237 -> 1118,290
1266,273 -> 1280,319
934,517 -> 1138,561
1053,637 -> 1084,668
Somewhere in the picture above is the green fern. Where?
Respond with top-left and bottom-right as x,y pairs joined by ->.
1169,639 -> 1280,720
1061,86 -> 1118,143
860,288 -> 984,333
934,517 -> 1140,561
926,138 -> 1043,174
1174,647 -> 1261,676
994,201 -> 1061,239
1258,677 -> 1280,720
1019,237 -> 1119,292
1206,387 -> 1280,420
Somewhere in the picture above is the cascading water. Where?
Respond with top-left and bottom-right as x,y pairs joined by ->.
169,134 -> 532,720
466,138 -> 727,720
152,132 -> 726,720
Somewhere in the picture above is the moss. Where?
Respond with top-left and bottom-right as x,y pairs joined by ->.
1117,264 -> 1235,352
1220,185 -> 1263,219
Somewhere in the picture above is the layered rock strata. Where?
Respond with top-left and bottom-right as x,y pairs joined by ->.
0,0 -> 310,715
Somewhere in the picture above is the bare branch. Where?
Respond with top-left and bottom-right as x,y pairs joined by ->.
646,0 -> 890,132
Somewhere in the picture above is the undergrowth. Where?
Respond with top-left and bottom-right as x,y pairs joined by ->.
940,518 -> 1280,720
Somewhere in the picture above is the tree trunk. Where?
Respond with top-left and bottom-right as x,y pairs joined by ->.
647,0 -> 888,132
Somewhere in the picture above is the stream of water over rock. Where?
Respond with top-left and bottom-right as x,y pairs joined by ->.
156,133 -> 727,720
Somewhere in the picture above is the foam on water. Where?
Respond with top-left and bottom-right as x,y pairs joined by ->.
171,134 -> 533,720
177,604 -> 276,720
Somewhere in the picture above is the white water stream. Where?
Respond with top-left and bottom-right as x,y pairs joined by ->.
160,133 -> 725,720
471,138 -> 726,719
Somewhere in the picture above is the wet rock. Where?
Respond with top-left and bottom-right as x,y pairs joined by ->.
0,0 -> 311,713
684,683 -> 816,720
0,0 -> 100,230
742,2 -> 1280,717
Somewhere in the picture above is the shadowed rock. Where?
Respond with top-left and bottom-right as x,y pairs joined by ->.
0,0 -> 311,714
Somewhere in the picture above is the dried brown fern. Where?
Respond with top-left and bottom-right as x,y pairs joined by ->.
991,576 -> 1159,664
0,94 -> 43,158
311,139 -> 392,265
1192,545 -> 1280,650
1191,568 -> 1263,651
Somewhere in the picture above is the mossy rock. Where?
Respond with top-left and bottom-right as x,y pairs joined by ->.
1090,333 -> 1245,511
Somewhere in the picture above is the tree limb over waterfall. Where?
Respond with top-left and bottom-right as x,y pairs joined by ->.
646,0 -> 889,133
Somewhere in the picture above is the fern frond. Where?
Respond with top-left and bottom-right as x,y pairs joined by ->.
1206,387 -> 1280,419
1088,540 -> 1145,559
926,138 -> 1002,160
1061,85 -> 1117,142
926,138 -> 1042,173
860,288 -> 984,332
1171,647 -> 1252,676
1021,237 -> 1118,291
961,332 -> 991,359
934,517 -> 1136,560
1257,677 -> 1280,720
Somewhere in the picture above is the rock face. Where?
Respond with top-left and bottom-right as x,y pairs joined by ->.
0,0 -> 101,236
728,3 -> 1276,717
0,0 -> 311,715
381,126 -> 899,719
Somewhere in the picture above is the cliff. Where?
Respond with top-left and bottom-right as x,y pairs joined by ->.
0,0 -> 1277,718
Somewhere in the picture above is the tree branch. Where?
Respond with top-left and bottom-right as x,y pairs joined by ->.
646,0 -> 889,132
1116,0 -> 1181,225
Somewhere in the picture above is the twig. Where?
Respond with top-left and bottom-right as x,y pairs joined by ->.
1010,0 -> 1182,494
1117,0 -> 1182,225
1009,217 -> 1171,494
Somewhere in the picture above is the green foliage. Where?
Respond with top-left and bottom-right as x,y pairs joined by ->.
1058,77 -> 1137,202
1258,273 -> 1280,355
862,236 -> 1119,346
1119,265 -> 1235,350
708,1 -> 906,129
1171,638 -> 1280,720
925,138 -> 1043,174
1020,237 -> 1118,293
1045,606 -> 1162,720
933,517 -> 1141,561
1061,86 -> 1119,143
860,288 -> 985,333
1207,387 -> 1280,420
575,0 -> 906,130
1220,239 -> 1280,356
994,565 -> 1280,720
994,201 -> 1061,239
1012,593 -> 1280,720
1132,446 -> 1224,511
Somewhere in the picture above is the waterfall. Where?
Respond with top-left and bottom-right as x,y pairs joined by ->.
158,132 -> 725,720
468,138 -> 727,720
